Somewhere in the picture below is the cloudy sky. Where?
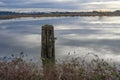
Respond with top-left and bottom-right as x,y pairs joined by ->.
0,0 -> 120,12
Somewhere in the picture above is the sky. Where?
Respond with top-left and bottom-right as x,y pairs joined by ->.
0,0 -> 120,12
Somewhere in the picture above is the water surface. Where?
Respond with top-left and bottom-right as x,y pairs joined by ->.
0,17 -> 120,62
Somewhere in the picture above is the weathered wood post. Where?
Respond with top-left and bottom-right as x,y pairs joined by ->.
41,24 -> 55,67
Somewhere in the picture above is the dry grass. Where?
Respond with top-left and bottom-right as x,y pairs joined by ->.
0,53 -> 120,80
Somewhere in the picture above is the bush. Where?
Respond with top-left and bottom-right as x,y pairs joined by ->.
0,53 -> 120,80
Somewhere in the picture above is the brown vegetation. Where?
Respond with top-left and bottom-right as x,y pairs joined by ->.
0,53 -> 120,80
0,12 -> 120,19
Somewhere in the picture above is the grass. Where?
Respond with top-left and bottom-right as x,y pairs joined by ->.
0,53 -> 120,80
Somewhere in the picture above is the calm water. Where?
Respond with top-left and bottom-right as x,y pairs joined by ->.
0,17 -> 120,62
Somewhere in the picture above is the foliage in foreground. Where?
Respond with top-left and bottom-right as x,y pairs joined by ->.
0,53 -> 120,80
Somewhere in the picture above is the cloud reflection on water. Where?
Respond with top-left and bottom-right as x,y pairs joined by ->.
0,17 -> 120,62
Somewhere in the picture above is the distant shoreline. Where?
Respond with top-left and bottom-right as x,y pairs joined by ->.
0,11 -> 120,19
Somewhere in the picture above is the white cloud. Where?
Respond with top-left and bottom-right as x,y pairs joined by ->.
81,1 -> 120,10
0,0 -> 120,12
22,0 -> 78,4
84,1 -> 120,5
0,8 -> 71,12
29,0 -> 77,2
0,1 -> 5,5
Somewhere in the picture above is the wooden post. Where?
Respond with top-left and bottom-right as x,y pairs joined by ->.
41,25 -> 55,67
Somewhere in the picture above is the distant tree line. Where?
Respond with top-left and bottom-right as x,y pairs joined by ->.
0,10 -> 120,19
0,10 -> 120,16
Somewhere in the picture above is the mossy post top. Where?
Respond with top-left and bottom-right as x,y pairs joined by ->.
42,24 -> 54,30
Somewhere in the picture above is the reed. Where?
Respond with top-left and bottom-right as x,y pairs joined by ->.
0,53 -> 120,80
